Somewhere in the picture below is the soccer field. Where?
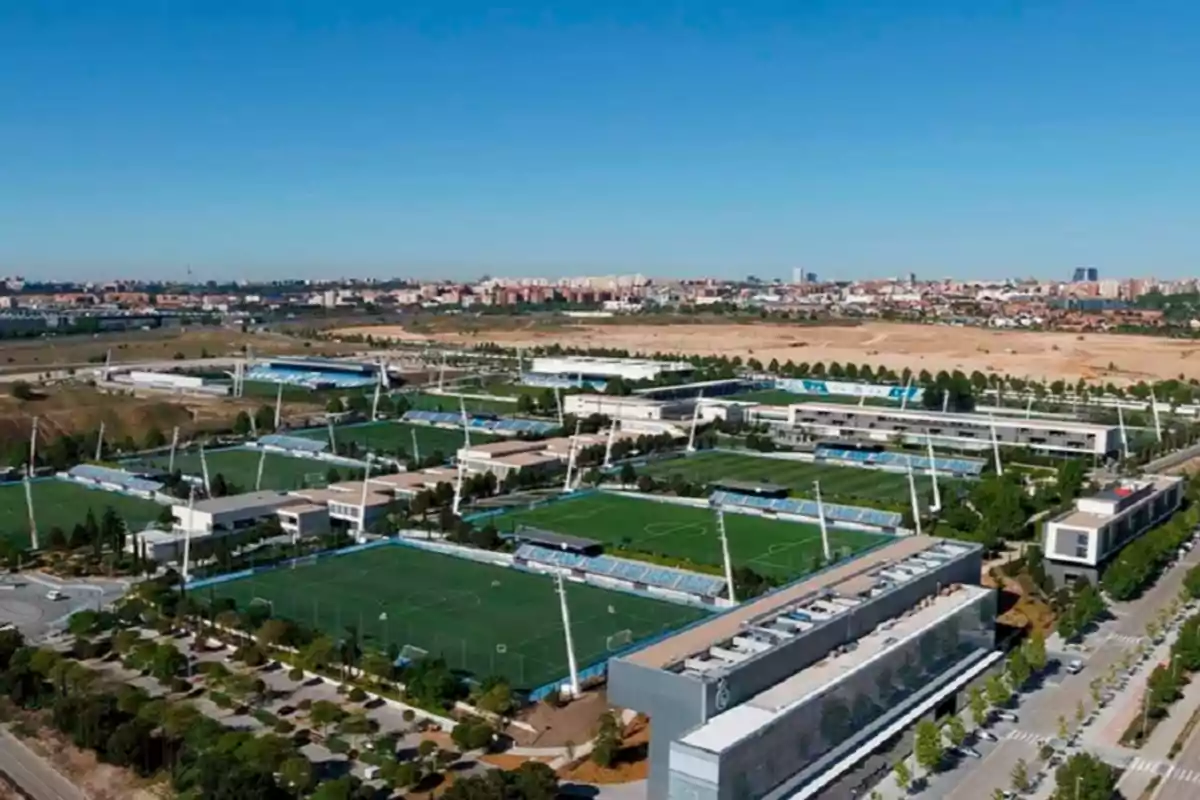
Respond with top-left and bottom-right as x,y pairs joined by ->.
137,448 -> 328,492
295,421 -> 496,460
498,492 -> 889,579
203,544 -> 706,691
407,392 -> 524,416
0,480 -> 165,549
642,451 -> 945,506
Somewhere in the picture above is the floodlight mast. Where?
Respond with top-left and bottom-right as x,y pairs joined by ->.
452,460 -> 464,516
249,408 -> 258,439
1151,391 -> 1163,443
274,382 -> 283,429
562,419 -> 581,493
900,375 -> 914,411
907,464 -> 923,537
371,377 -> 382,421
988,414 -> 1004,477
168,427 -> 180,473
199,444 -> 212,496
686,391 -> 704,453
554,386 -> 565,427
603,420 -> 618,469
182,484 -> 195,582
1117,405 -> 1130,460
327,418 -> 337,452
814,480 -> 832,563
26,417 -> 38,550
460,397 -> 471,449
926,436 -> 941,513
555,572 -> 581,698
255,448 -> 267,492
357,455 -> 373,538
714,505 -> 736,605
411,429 -> 421,464
94,421 -> 105,462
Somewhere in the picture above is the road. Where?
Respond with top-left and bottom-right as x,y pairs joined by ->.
0,728 -> 87,800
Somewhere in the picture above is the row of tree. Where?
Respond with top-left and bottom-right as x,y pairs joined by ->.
1102,496 -> 1200,601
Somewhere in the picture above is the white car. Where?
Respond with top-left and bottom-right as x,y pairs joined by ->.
45,590 -> 65,601
996,711 -> 1019,723
1066,659 -> 1084,675
976,729 -> 998,742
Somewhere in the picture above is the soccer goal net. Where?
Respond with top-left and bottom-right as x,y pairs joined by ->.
606,629 -> 634,652
396,644 -> 429,665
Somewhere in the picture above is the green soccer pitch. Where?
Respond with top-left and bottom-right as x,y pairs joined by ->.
201,544 -> 707,691
498,492 -> 890,580
0,480 -> 165,548
295,421 -> 497,458
641,450 -> 949,507
136,448 -> 327,492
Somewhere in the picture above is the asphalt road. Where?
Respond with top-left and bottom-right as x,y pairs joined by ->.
0,728 -> 87,800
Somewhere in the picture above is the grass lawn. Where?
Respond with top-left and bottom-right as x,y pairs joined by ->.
406,392 -> 524,416
135,448 -> 330,492
641,451 -> 952,507
202,544 -> 706,691
497,492 -> 889,580
0,480 -> 166,548
294,421 -> 497,460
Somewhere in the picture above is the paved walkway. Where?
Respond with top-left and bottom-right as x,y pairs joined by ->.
0,726 -> 89,800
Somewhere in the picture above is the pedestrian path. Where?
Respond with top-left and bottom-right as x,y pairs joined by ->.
1125,757 -> 1200,786
1106,633 -> 1146,648
1004,729 -> 1045,744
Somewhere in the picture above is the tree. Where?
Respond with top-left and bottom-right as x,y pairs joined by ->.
619,462 -> 637,485
326,397 -> 345,415
1025,629 -> 1047,674
913,719 -> 943,775
300,636 -> 338,672
309,699 -> 344,737
1147,663 -> 1182,717
9,381 -> 34,401
591,711 -> 622,768
1006,648 -> 1032,691
968,686 -> 990,728
986,674 -> 1011,708
279,755 -> 315,796
233,412 -> 252,436
1057,715 -> 1070,741
893,759 -> 911,792
451,718 -> 494,752
1010,758 -> 1030,793
943,714 -> 966,748
1054,752 -> 1116,800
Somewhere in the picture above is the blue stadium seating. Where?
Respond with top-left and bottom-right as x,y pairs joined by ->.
515,544 -> 726,597
814,447 -> 984,476
259,434 -> 329,453
246,365 -> 376,389
710,490 -> 903,528
65,464 -> 163,494
401,410 -> 558,436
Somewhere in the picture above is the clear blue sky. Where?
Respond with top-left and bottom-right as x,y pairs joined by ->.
2,1 -> 1197,282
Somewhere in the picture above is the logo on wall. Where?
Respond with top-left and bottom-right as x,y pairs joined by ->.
715,678 -> 731,712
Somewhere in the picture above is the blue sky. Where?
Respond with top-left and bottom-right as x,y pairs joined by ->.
2,1 -> 1197,282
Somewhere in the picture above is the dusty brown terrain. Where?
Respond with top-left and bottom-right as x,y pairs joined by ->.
338,320 -> 1200,384
557,714 -> 651,784
0,327 -> 355,374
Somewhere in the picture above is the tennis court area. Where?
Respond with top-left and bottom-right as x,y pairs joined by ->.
0,480 -> 165,548
295,421 -> 495,458
136,448 -> 329,492
202,544 -> 707,691
641,451 -> 944,506
498,492 -> 889,579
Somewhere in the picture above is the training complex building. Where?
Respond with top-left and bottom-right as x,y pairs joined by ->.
609,536 -> 997,800
1042,474 -> 1185,584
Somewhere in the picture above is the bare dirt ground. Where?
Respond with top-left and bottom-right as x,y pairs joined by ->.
0,327 -> 354,375
557,714 -> 651,784
338,320 -> 1200,385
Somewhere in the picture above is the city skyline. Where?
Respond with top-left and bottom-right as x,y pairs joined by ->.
3,1 -> 1199,281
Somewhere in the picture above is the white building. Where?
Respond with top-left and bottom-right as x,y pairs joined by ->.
529,356 -> 694,384
171,490 -> 307,536
456,440 -> 565,480
564,393 -> 692,422
1043,475 -> 1184,583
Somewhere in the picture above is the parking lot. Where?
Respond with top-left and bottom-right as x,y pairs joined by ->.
0,575 -> 125,641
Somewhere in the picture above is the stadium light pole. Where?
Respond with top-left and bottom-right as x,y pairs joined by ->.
562,419 -> 581,493
988,414 -> 1004,477
411,429 -> 421,465
327,418 -> 337,452
814,481 -> 832,563
554,386 -> 565,428
1025,396 -> 1033,419
273,382 -> 283,429
249,408 -> 258,439
357,454 -> 374,539
925,436 -> 941,513
168,427 -> 180,474
199,444 -> 212,496
371,376 -> 382,421
103,348 -> 112,381
941,390 -> 950,414
182,484 -> 195,582
907,464 -> 923,537
603,420 -> 618,469
900,375 -> 913,411
686,391 -> 704,453
94,421 -> 105,463
377,356 -> 390,389
438,352 -> 446,392
255,448 -> 267,492
452,460 -> 464,517
1117,405 -> 1130,460
24,416 -> 38,551
1151,390 -> 1164,443
554,572 -> 581,698
460,397 -> 472,449
714,504 -> 737,605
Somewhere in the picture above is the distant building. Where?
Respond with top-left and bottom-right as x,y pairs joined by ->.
1072,267 -> 1100,282
792,268 -> 817,285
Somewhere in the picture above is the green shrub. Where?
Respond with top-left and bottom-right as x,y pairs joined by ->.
326,736 -> 350,754
348,687 -> 367,703
274,719 -> 295,734
288,666 -> 305,682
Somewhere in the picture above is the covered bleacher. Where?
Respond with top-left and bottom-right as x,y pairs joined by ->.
402,410 -> 559,436
709,479 -> 789,499
512,526 -> 603,555
815,446 -> 985,477
711,489 -> 903,529
515,544 -> 726,598
63,464 -> 164,495
258,433 -> 329,454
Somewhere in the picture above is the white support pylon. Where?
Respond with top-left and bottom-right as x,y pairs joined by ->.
554,386 -> 565,428
103,348 -> 112,381
907,463 -> 923,537
327,417 -> 337,452
714,505 -> 736,605
1025,397 -> 1033,419
452,461 -> 464,516
273,382 -> 283,429
1151,391 -> 1163,443
182,485 -> 195,581
255,448 -> 267,492
900,375 -> 914,411
989,414 -> 1003,477
1118,404 -> 1130,460
814,480 -> 832,563
941,390 -> 950,414
200,445 -> 212,496
603,421 -> 618,469
460,397 -> 472,449
357,455 -> 373,537
562,420 -> 581,493
411,429 -> 421,464
555,572 -> 581,698
168,426 -> 179,473
377,357 -> 391,389
686,392 -> 704,453
249,409 -> 258,439
371,377 -> 382,421
438,353 -> 446,391
23,473 -> 37,552
926,436 -> 941,513
94,421 -> 105,462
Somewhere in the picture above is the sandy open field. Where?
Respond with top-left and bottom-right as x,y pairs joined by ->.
337,321 -> 1200,385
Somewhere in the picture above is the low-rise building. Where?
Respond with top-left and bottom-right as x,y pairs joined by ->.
1043,475 -> 1185,583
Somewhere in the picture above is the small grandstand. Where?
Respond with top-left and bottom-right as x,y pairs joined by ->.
62,464 -> 165,498
814,445 -> 985,477
515,544 -> 728,601
246,357 -> 383,389
710,489 -> 903,529
257,434 -> 330,455
402,409 -> 559,437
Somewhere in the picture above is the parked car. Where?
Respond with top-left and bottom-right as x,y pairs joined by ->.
996,711 -> 1019,723
1066,659 -> 1084,675
976,729 -> 998,742
951,745 -> 982,759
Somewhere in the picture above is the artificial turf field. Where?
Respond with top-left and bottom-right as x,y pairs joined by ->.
641,451 -> 949,506
295,421 -> 497,458
136,448 -> 329,491
204,544 -> 706,691
407,392 -> 521,416
498,492 -> 890,580
0,480 -> 165,548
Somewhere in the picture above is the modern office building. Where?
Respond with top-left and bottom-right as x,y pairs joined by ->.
780,402 -> 1119,457
524,356 -> 694,388
563,393 -> 694,422
609,536 -> 997,800
1042,475 -> 1185,584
